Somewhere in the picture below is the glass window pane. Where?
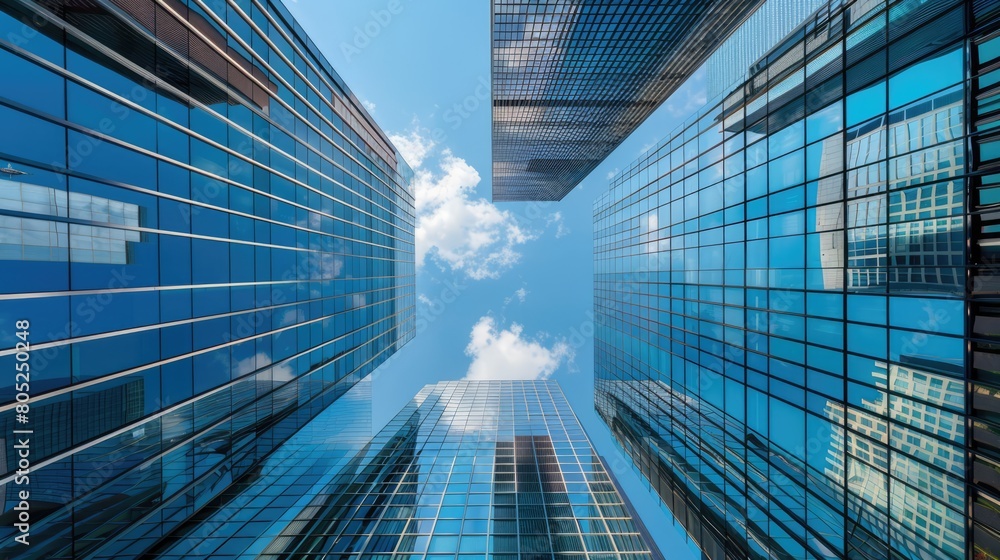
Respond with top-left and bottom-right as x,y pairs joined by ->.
847,81 -> 886,126
888,47 -> 962,109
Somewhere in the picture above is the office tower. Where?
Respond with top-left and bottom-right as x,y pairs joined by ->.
704,0 -> 829,101
595,0 -> 1000,559
123,377 -> 375,559
491,0 -> 769,202
0,0 -> 415,556
161,380 -> 663,559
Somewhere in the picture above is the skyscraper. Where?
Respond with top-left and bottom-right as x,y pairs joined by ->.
162,380 -> 663,559
0,0 -> 415,556
595,0 -> 1000,558
119,377 -> 376,558
491,0 -> 769,202
703,0 -> 829,101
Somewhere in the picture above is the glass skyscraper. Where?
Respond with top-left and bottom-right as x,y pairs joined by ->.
595,0 -> 1000,559
491,0 -> 769,201
703,0 -> 829,101
0,0 -> 415,557
126,376 -> 376,559
121,379 -> 662,559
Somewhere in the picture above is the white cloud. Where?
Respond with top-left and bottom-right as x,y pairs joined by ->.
464,316 -> 571,381
278,309 -> 306,327
413,145 -> 534,280
663,67 -> 707,118
546,212 -> 569,238
392,125 -> 539,280
643,212 -> 658,234
641,211 -> 660,254
303,252 -> 343,280
504,287 -> 528,305
234,352 -> 294,381
362,99 -> 376,112
606,168 -> 620,181
390,127 -> 436,168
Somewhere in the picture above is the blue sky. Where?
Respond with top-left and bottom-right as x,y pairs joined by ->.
284,2 -> 707,557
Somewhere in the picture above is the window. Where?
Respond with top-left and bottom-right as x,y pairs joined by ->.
888,47 -> 962,110
847,81 -> 886,127
0,47 -> 65,117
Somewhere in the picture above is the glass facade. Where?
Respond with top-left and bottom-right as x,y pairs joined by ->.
0,0 -> 415,557
595,1 -> 1000,559
133,376 -> 374,559
704,0 -> 829,101
167,380 -> 662,560
491,0 -> 768,202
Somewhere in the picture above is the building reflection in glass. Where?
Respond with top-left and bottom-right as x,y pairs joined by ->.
822,358 -> 965,560
159,380 -> 662,559
592,0 -> 991,557
0,178 -> 142,264
597,359 -> 965,560
0,0 -> 415,554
